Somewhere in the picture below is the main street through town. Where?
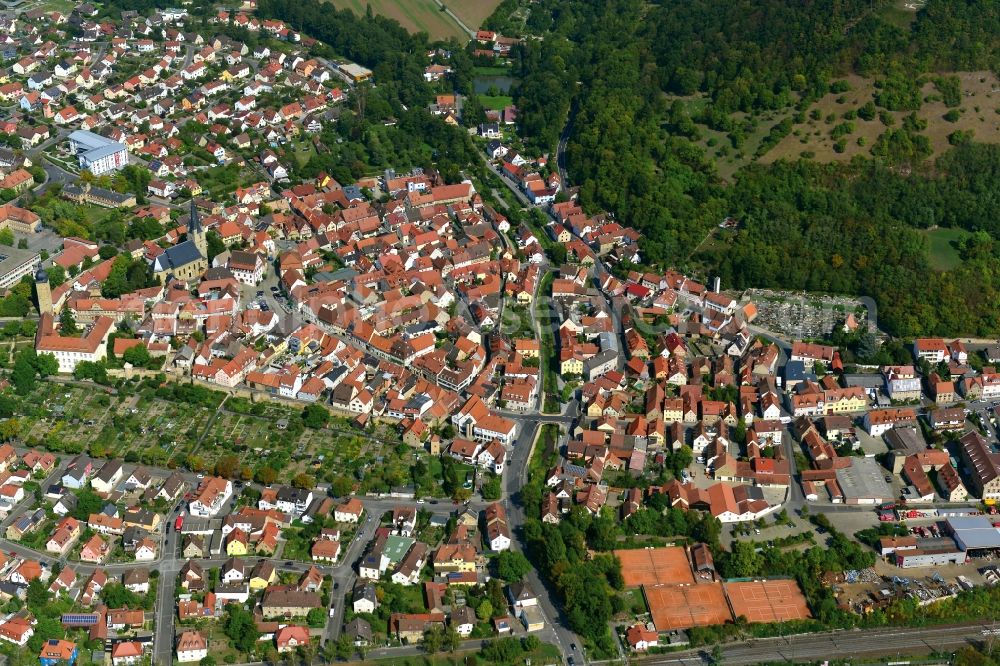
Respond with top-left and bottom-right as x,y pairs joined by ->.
503,419 -> 585,662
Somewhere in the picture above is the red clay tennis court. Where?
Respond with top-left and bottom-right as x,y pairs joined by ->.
644,583 -> 733,631
725,580 -> 811,623
615,547 -> 695,588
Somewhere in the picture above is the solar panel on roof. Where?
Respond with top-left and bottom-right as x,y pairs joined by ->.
61,613 -> 99,624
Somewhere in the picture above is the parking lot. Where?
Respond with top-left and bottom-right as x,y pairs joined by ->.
823,507 -> 882,536
14,226 -> 63,257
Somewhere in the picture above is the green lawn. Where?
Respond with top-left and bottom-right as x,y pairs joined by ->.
665,93 -> 710,117
372,657 -> 466,666
77,203 -> 112,225
624,587 -> 648,615
922,227 -> 969,271
35,0 -> 76,12
479,95 -> 514,111
280,527 -> 313,561
531,644 -> 563,661
473,66 -> 511,77
879,0 -> 922,30
291,139 -> 316,169
396,583 -> 427,612
44,152 -> 79,174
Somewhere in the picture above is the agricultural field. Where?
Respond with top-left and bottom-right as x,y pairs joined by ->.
760,72 -> 1000,165
448,0 -> 504,32
325,0 -> 473,41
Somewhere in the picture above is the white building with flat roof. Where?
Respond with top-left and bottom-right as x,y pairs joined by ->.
0,245 -> 39,289
68,130 -> 128,175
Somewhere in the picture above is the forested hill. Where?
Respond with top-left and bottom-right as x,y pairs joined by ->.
649,0 -> 875,109
509,0 -> 901,264
703,145 -> 1000,338
500,0 -> 1000,336
649,0 -> 1000,107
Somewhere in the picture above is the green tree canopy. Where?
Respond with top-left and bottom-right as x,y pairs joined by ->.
495,551 -> 532,582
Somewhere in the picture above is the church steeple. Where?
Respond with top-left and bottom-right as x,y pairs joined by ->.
190,198 -> 206,258
189,197 -> 200,233
35,266 -> 51,316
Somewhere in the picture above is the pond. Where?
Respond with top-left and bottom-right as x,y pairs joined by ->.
473,75 -> 516,94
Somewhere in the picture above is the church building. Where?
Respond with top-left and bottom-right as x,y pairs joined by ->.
152,199 -> 208,282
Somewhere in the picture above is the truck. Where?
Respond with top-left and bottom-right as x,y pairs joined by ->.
174,515 -> 184,532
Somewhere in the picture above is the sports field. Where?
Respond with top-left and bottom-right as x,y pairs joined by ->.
640,572 -> 812,631
616,546 -> 695,588
644,583 -> 733,631
725,580 -> 812,623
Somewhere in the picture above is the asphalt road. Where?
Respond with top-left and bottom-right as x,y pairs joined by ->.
322,511 -> 382,645
152,499 -> 184,666
483,155 -> 531,208
503,420 -> 586,663
555,104 -> 574,187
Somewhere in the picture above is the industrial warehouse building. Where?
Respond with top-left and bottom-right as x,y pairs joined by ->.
880,515 -> 1000,568
834,457 -> 894,505
946,515 -> 1000,555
